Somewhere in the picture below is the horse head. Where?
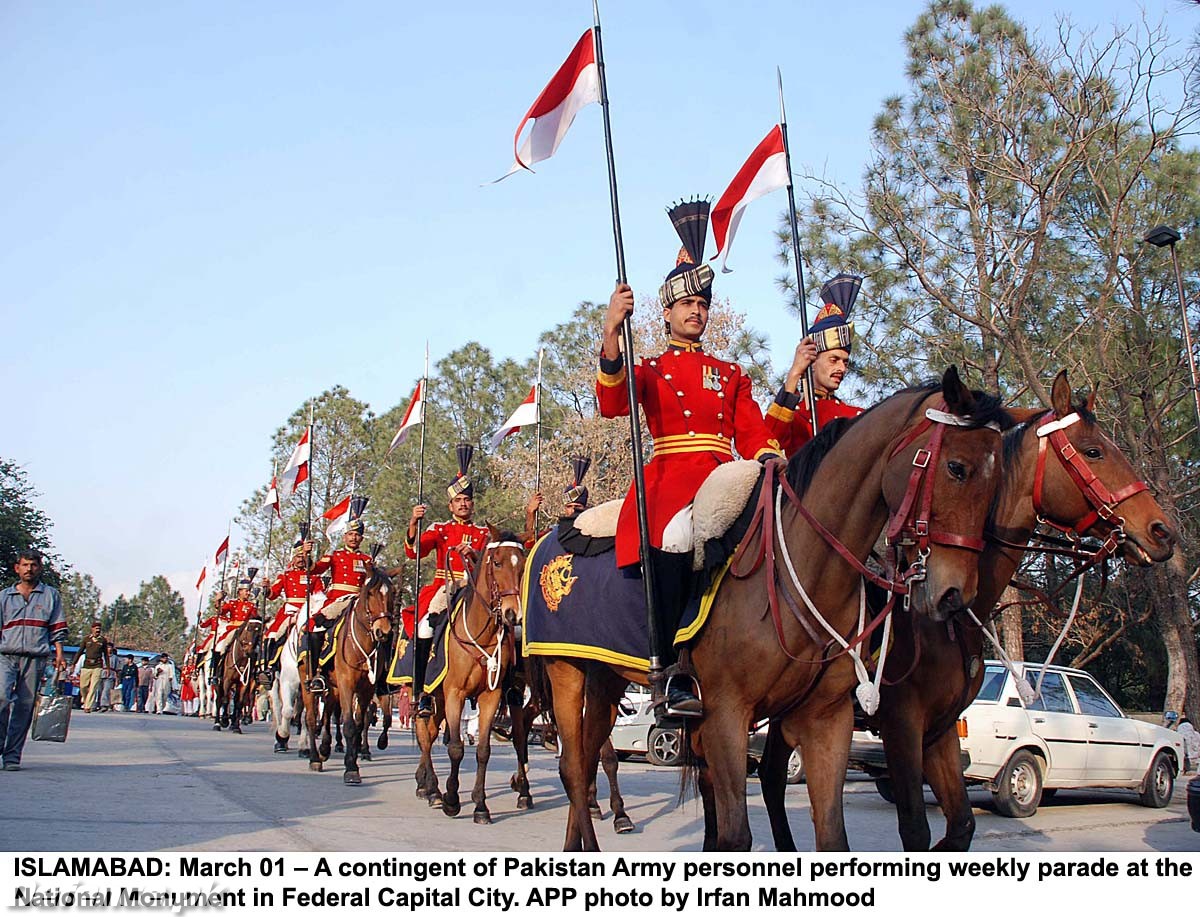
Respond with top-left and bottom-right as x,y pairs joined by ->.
480,524 -> 527,628
1022,370 -> 1175,565
360,568 -> 396,642
240,618 -> 264,654
880,367 -> 1010,623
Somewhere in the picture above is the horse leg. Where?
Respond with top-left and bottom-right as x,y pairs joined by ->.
791,700 -> 853,852
575,666 -> 625,849
698,709 -> 755,851
303,691 -> 322,771
546,659 -> 593,851
318,698 -> 333,761
418,706 -> 445,807
758,720 -> 798,851
697,755 -> 718,851
334,706 -> 345,754
442,690 -> 466,818
377,693 -> 391,751
508,694 -> 534,810
600,739 -> 634,834
343,684 -> 364,786
925,728 -> 975,851
230,683 -> 243,734
212,688 -> 223,731
470,689 -> 503,825
359,700 -> 373,762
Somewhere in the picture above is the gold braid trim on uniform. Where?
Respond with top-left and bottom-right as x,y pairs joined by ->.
766,401 -> 794,424
597,365 -> 626,388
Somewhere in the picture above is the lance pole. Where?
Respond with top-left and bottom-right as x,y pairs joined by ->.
261,461 -> 277,619
778,67 -> 819,437
412,345 -> 429,688
304,402 -> 315,627
535,346 -> 544,521
592,0 -> 663,681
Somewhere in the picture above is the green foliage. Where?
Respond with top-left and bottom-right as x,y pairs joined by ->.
0,458 -> 61,588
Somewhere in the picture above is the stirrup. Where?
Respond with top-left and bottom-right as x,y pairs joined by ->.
415,692 -> 435,718
660,672 -> 703,719
307,675 -> 327,694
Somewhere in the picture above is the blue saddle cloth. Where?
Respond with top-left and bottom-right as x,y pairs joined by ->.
385,610 -> 451,692
521,529 -> 724,671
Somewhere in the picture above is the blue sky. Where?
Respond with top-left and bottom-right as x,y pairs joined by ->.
3,0 -> 1192,603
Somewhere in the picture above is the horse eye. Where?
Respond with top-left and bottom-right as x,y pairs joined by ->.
947,461 -> 967,481
1084,447 -> 1103,460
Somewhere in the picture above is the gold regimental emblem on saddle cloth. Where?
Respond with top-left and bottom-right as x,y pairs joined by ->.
539,554 -> 578,612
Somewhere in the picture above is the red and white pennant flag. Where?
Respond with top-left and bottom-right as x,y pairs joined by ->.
711,125 -> 790,272
195,567 -> 206,593
214,537 -> 229,568
323,495 -> 352,539
261,475 -> 281,518
279,429 -> 311,496
490,385 -> 539,449
497,29 -> 600,180
388,379 -> 425,454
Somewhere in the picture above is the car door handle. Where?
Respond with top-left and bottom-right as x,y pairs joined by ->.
1033,717 -> 1046,723
1087,722 -> 1098,728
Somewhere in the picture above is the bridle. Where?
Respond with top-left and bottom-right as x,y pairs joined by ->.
448,539 -> 526,691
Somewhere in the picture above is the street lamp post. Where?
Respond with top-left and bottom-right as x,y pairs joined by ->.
1144,224 -> 1200,442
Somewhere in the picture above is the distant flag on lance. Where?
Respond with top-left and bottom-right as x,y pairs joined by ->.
214,537 -> 229,568
195,567 -> 206,593
710,125 -> 790,272
279,428 -> 311,496
490,385 -> 539,449
323,495 -> 353,539
495,29 -> 600,181
261,475 -> 281,519
388,379 -> 425,454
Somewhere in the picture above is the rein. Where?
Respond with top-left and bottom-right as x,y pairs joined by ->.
449,541 -> 525,691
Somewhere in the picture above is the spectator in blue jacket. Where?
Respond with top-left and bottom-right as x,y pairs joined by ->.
0,550 -> 67,770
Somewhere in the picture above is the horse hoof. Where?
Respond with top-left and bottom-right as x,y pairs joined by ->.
309,761 -> 323,772
517,796 -> 534,811
588,804 -> 602,820
298,748 -> 310,759
473,811 -> 492,825
415,786 -> 428,799
212,724 -> 221,731
613,816 -> 635,835
344,771 -> 362,786
274,737 -> 289,753
335,742 -> 345,754
510,774 -> 520,792
429,795 -> 444,810
231,726 -> 242,735
442,801 -> 460,817
377,734 -> 388,750
360,749 -> 372,762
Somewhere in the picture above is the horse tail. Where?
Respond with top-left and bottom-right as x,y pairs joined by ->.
678,721 -> 700,805
523,655 -> 555,725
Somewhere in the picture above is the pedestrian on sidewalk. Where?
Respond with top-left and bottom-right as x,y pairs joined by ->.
73,621 -> 109,713
136,660 -> 154,712
119,656 -> 138,711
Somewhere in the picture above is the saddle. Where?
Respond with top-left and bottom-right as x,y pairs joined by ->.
561,460 -> 764,576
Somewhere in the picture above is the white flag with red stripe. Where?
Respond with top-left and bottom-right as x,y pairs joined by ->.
214,537 -> 229,568
323,495 -> 352,539
490,385 -> 539,449
261,475 -> 281,518
280,429 -> 311,496
388,380 -> 425,454
711,125 -> 790,272
497,29 -> 600,180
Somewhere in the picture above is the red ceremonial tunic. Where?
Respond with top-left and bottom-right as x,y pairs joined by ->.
405,519 -> 490,618
309,548 -> 371,601
764,389 -> 864,457
597,340 -> 781,568
265,569 -> 321,640
208,598 -> 259,645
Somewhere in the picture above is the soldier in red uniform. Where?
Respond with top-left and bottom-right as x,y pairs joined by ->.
521,455 -> 593,548
598,199 -> 781,717
305,497 -> 372,693
263,528 -> 318,679
404,444 -> 490,716
765,273 -> 865,455
207,579 -> 260,685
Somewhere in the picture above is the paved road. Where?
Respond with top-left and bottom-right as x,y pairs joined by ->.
5,711 -> 1196,852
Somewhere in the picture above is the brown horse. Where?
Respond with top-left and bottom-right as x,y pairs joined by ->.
757,370 -> 1176,850
535,369 -> 1008,850
213,618 -> 263,735
298,615 -> 342,772
414,529 -> 528,823
331,568 -> 396,785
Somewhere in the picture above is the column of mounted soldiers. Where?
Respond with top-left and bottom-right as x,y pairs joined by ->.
180,198 -> 869,730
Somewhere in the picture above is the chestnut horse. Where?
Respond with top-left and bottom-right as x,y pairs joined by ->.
535,369 -> 1008,850
757,370 -> 1176,850
414,529 -> 529,823
213,618 -> 263,735
331,568 -> 396,785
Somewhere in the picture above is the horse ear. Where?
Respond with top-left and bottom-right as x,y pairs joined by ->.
1086,384 -> 1098,414
1051,370 -> 1071,417
488,522 -> 500,542
941,365 -> 977,416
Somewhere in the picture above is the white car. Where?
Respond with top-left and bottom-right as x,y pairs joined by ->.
960,661 -> 1186,817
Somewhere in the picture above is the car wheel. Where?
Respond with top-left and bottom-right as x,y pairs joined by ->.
992,749 -> 1042,818
1138,751 -> 1175,808
875,776 -> 896,804
647,726 -> 684,767
786,748 -> 805,785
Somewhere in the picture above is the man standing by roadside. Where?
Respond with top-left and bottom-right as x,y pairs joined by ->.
73,621 -> 109,713
0,550 -> 67,771
136,659 -> 154,713
119,656 -> 138,712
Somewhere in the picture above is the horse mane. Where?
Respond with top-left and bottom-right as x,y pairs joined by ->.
783,379 -> 1012,499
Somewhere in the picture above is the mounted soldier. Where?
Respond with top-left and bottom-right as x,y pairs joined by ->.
522,454 -> 593,548
305,497 -> 372,694
597,198 -> 781,718
766,272 -> 865,455
404,443 -> 490,718
263,526 -> 318,681
208,578 -> 260,687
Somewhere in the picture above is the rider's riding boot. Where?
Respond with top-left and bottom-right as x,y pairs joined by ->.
305,631 -> 326,694
208,651 -> 224,687
649,548 -> 702,720
413,636 -> 434,718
